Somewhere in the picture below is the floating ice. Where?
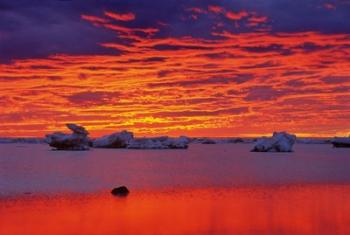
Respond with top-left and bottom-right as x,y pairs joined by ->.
252,132 -> 296,152
45,124 -> 90,151
93,131 -> 134,148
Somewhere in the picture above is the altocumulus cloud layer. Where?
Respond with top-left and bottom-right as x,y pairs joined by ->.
0,0 -> 350,137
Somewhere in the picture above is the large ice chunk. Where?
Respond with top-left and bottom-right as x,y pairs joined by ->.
252,132 -> 296,152
45,124 -> 90,151
92,131 -> 134,148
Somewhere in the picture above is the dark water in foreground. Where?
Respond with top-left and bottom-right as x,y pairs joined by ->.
0,144 -> 350,234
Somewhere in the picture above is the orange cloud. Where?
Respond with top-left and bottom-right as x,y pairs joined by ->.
0,11 -> 349,138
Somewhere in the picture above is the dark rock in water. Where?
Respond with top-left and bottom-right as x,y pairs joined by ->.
111,186 -> 129,197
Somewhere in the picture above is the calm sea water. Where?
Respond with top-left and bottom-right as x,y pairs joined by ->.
0,143 -> 350,235
0,143 -> 350,195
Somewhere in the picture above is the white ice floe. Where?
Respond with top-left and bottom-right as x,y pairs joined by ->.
45,124 -> 90,151
191,138 -> 218,144
127,136 -> 189,149
163,136 -> 190,149
251,132 -> 296,152
331,137 -> 350,148
127,138 -> 166,149
93,131 -> 134,148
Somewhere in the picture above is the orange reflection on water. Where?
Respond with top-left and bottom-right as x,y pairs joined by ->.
1,185 -> 350,235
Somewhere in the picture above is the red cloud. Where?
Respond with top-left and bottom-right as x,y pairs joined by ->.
247,15 -> 268,27
81,15 -> 109,24
186,7 -> 207,14
225,10 -> 249,20
208,5 -> 224,14
104,11 -> 136,21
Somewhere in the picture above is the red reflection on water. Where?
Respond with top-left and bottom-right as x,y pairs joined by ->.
0,185 -> 350,235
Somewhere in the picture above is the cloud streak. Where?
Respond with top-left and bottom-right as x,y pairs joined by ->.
104,11 -> 136,21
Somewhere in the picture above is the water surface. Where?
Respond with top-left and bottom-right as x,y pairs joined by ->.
1,186 -> 350,235
1,143 -> 350,235
1,143 -> 350,194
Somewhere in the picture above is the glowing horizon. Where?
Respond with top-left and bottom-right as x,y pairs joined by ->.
0,1 -> 349,138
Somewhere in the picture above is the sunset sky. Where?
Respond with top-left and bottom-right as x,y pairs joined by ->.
0,0 -> 350,137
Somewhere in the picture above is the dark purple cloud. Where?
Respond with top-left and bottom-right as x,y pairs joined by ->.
321,76 -> 350,84
241,44 -> 293,55
239,61 -> 280,69
151,107 -> 249,117
1,0 -> 350,62
66,91 -> 121,106
148,74 -> 255,88
244,85 -> 283,101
